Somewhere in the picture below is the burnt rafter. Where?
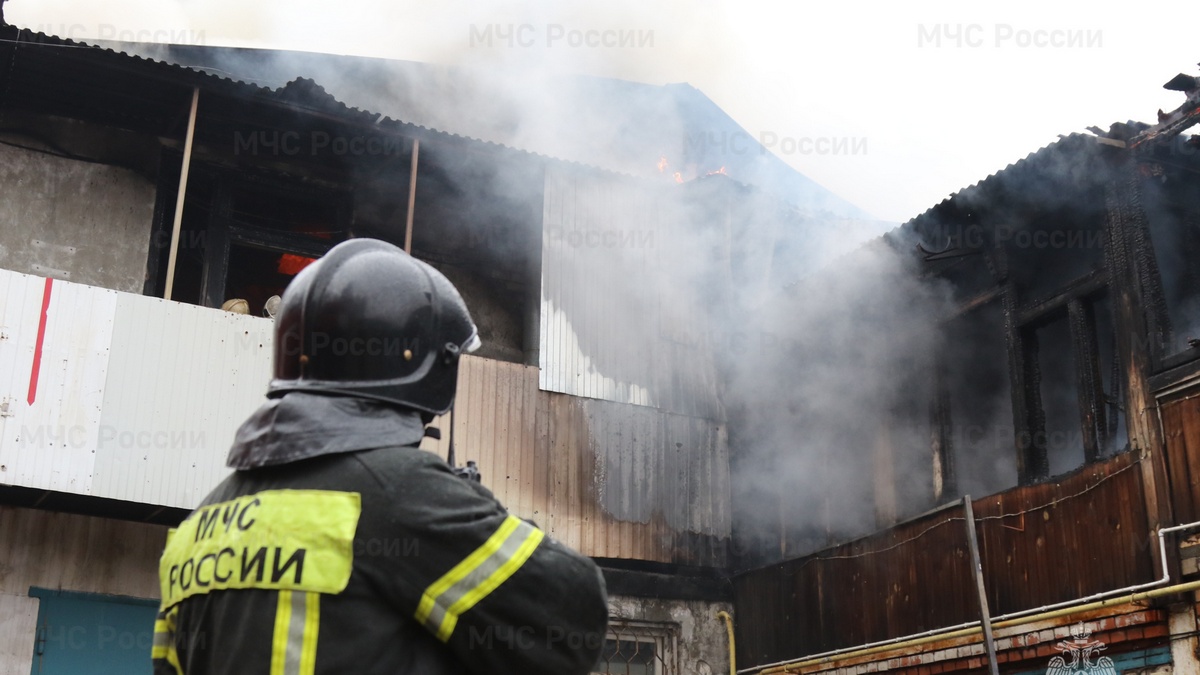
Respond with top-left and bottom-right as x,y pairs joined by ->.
916,237 -> 982,262
1129,65 -> 1200,150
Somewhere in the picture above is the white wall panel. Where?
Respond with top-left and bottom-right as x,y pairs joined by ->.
0,271 -> 114,493
0,268 -> 272,508
93,293 -> 273,508
539,166 -> 724,421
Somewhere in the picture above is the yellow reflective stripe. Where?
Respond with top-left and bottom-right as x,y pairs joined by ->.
270,590 -> 292,675
414,515 -> 545,642
151,619 -> 170,659
414,516 -> 521,625
271,590 -> 321,675
152,609 -> 183,675
299,592 -> 320,675
438,525 -> 544,641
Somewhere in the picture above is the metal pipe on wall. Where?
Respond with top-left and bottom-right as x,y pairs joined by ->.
717,611 -> 736,675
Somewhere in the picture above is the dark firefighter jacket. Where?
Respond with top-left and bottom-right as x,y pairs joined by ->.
153,392 -> 608,675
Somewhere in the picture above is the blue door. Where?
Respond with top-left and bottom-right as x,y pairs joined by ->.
29,588 -> 158,675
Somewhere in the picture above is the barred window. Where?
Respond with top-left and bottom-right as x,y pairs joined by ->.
591,620 -> 677,675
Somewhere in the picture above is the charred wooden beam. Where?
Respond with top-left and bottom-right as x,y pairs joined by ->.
1014,269 -> 1109,327
930,361 -> 957,501
1068,298 -> 1106,462
1004,283 -> 1049,483
1103,161 -> 1173,572
945,287 -> 1003,322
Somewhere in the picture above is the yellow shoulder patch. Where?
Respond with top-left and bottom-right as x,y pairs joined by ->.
159,490 -> 361,610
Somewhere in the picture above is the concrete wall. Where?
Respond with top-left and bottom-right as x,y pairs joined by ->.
607,595 -> 733,675
0,142 -> 156,293
0,506 -> 167,675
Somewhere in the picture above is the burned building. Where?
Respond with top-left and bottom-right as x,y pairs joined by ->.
5,19 -> 1200,675
0,24 -> 862,675
730,71 -> 1200,674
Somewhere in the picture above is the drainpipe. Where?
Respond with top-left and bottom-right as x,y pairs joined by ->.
717,611 -> 736,675
163,87 -> 199,301
742,519 -> 1200,674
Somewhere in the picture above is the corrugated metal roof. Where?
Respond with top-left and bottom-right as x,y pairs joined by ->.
0,24 -> 631,178
898,132 -> 1102,230
783,133 -> 1109,290
99,41 -> 873,219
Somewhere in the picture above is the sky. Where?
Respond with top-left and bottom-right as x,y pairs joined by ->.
7,0 -> 1199,223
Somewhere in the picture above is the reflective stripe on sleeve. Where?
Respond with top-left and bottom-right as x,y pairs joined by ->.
414,515 -> 545,642
151,608 -> 183,675
270,590 -> 321,675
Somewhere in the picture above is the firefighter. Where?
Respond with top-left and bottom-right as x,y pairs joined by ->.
153,238 -> 608,675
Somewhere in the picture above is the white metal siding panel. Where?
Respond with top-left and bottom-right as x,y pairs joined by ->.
93,293 -> 272,508
539,166 -> 723,420
0,270 -> 115,493
540,168 -> 658,404
0,268 -> 271,508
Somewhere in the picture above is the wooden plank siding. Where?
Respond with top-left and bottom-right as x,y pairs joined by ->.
1161,392 -> 1200,524
732,451 -> 1152,669
422,354 -> 731,567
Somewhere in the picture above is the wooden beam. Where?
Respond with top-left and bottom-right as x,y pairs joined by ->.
404,139 -> 420,254
1068,299 -> 1106,461
1103,163 -> 1172,575
930,360 -> 957,501
163,87 -> 199,301
963,496 -> 1001,675
1004,283 -> 1048,483
1014,269 -> 1108,327
944,287 -> 1003,322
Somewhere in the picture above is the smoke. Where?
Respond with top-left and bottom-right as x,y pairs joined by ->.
8,0 -> 1119,568
720,232 -> 956,560
96,2 -> 931,564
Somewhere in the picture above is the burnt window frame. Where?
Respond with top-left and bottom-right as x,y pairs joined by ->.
928,250 -> 1125,496
145,154 -> 351,309
1005,277 -> 1124,484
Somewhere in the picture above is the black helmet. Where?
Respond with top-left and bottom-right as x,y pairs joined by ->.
268,238 -> 481,415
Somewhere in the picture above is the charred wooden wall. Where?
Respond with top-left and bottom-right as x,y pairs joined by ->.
1162,389 -> 1200,523
731,451 -> 1152,669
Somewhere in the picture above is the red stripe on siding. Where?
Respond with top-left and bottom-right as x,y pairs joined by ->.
26,277 -> 54,405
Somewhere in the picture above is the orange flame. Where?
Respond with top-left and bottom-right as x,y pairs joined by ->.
706,166 -> 728,176
657,156 -> 669,173
278,253 -> 317,276
673,172 -> 683,184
